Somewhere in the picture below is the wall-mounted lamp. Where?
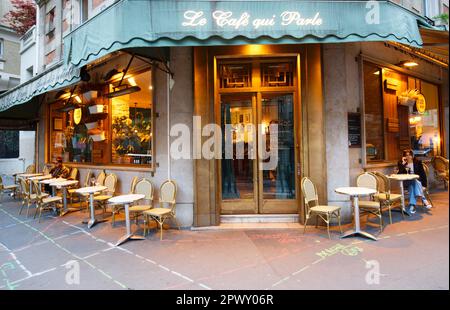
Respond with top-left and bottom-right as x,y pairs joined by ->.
398,60 -> 419,67
107,85 -> 141,98
103,68 -> 120,81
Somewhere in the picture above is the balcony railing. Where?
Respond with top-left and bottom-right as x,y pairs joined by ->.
20,25 -> 36,53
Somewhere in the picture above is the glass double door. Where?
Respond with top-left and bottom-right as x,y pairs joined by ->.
220,92 -> 298,214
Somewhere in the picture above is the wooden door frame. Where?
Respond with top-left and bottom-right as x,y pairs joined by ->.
214,54 -> 301,214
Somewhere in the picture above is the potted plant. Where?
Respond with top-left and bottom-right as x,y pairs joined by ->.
112,116 -> 142,163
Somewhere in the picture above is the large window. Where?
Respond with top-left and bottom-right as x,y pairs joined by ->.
363,61 -> 442,164
110,70 -> 153,165
0,131 -> 19,158
363,62 -> 385,161
49,66 -> 154,168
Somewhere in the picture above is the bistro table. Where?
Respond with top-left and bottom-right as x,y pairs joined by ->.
40,178 -> 66,196
387,174 -> 420,215
75,186 -> 108,229
108,194 -> 146,246
51,180 -> 79,216
335,187 -> 378,241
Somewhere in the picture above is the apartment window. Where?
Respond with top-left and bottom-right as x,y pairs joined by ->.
0,131 -> 19,158
46,9 -> 55,33
0,39 -> 3,58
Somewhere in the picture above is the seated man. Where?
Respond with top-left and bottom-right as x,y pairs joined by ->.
44,157 -> 70,193
50,157 -> 70,179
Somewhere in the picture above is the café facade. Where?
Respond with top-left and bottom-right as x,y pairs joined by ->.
0,0 -> 448,228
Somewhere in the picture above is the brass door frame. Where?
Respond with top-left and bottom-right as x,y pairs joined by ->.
215,55 -> 301,214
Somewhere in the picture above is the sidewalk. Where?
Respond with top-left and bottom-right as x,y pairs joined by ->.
0,190 -> 448,290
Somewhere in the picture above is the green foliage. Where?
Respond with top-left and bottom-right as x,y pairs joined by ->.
112,115 -> 151,156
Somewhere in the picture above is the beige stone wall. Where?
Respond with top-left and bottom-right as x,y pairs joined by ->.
2,39 -> 20,75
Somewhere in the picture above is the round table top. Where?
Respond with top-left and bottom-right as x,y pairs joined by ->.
18,173 -> 43,178
39,178 -> 66,184
28,174 -> 52,181
388,174 -> 419,181
51,180 -> 78,187
335,187 -> 376,196
75,186 -> 107,194
108,194 -> 145,204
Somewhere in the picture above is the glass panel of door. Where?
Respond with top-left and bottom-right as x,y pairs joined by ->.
220,92 -> 298,214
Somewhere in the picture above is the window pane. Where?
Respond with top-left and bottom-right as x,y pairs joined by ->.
0,131 -> 19,158
220,94 -> 254,200
262,94 -> 295,199
363,62 -> 385,161
261,62 -> 294,87
219,63 -> 252,88
110,70 -> 153,165
49,102 -> 93,163
410,80 -> 441,158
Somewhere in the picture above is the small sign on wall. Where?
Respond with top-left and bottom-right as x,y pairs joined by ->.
348,112 -> 361,148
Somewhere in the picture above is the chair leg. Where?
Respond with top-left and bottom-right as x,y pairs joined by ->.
338,211 -> 342,234
38,207 -> 43,223
111,208 -> 116,227
388,204 -> 393,225
143,214 -> 148,237
326,214 -> 331,239
303,212 -> 310,234
158,217 -> 164,241
19,200 -> 25,215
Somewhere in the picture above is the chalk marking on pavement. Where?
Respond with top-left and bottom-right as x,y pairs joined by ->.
0,208 -> 128,290
198,283 -> 212,290
83,252 -> 101,260
158,264 -> 170,272
59,212 -> 211,290
292,265 -> 310,276
311,258 -> 324,265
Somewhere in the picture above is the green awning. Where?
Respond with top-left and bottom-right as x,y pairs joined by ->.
0,62 -> 80,113
64,0 -> 428,67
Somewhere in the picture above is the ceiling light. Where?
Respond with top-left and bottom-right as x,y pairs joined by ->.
398,60 -> 418,67
74,96 -> 82,104
128,77 -> 137,86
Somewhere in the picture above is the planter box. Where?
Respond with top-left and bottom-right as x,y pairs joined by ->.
90,132 -> 106,142
88,104 -> 104,114
85,122 -> 98,130
83,91 -> 98,102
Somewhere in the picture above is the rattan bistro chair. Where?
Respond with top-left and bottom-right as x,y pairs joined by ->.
356,172 -> 383,232
18,178 -> 48,216
129,178 -> 154,224
25,164 -> 35,174
372,171 -> 404,224
68,169 -> 91,209
301,177 -> 342,239
94,173 -> 117,213
129,176 -> 139,194
32,181 -> 62,222
110,176 -> 140,226
0,175 -> 18,202
421,163 -> 433,207
432,156 -> 449,189
143,180 -> 180,240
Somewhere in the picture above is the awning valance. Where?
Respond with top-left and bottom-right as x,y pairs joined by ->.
0,62 -> 80,113
64,0 -> 428,67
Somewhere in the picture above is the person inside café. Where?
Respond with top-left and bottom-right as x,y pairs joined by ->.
397,148 -> 432,214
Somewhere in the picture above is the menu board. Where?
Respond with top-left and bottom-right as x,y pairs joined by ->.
348,112 -> 361,148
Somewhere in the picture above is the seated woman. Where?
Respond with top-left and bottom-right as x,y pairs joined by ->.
398,149 -> 432,214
